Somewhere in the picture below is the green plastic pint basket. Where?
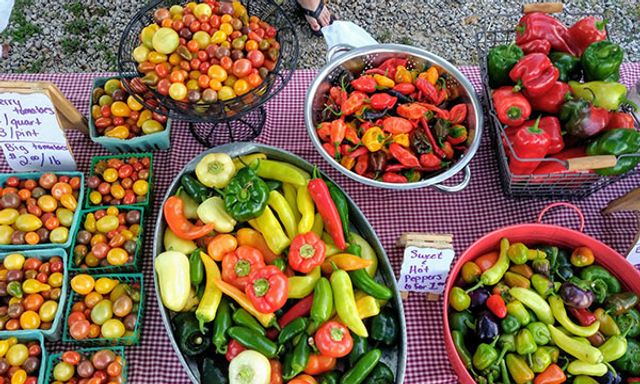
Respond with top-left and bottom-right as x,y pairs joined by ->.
44,346 -> 127,383
1,332 -> 47,383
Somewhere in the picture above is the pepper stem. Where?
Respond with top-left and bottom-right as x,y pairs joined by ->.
253,278 -> 270,297
299,244 -> 316,259
506,106 -> 522,120
235,260 -> 251,277
330,326 -> 345,342
465,281 -> 483,294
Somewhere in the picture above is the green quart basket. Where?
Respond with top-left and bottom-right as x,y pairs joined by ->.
1,332 -> 47,383
89,76 -> 171,153
0,171 -> 85,251
62,273 -> 144,347
69,206 -> 144,274
84,153 -> 153,210
44,346 -> 127,383
0,249 -> 69,341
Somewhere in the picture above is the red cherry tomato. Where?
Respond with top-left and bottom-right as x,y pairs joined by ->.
247,50 -> 265,68
232,59 -> 252,78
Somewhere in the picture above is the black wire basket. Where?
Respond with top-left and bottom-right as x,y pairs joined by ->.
117,0 -> 299,125
476,9 -> 640,200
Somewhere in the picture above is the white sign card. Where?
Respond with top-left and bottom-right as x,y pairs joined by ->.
628,238 -> 640,270
397,245 -> 455,294
0,92 -> 76,171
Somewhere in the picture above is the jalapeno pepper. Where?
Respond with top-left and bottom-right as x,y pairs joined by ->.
233,307 -> 267,336
311,277 -> 333,331
340,348 -> 381,384
228,326 -> 282,358
181,174 -> 210,203
212,298 -> 232,354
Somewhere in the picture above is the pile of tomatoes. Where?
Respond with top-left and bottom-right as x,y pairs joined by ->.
0,253 -> 64,331
87,156 -> 151,207
0,173 -> 81,246
133,0 -> 280,103
72,207 -> 142,270
91,78 -> 169,140
67,275 -> 141,342
51,348 -> 125,383
0,337 -> 41,384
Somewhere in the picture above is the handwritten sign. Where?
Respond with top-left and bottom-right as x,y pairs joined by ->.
398,246 -> 455,294
628,237 -> 640,271
0,92 -> 76,171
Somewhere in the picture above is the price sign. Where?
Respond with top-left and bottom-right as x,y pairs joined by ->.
397,245 -> 455,295
0,91 -> 77,171
628,237 -> 640,271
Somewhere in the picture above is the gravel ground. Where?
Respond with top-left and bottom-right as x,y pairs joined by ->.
0,0 -> 639,73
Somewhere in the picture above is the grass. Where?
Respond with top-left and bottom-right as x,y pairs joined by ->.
60,38 -> 84,55
27,57 -> 45,73
1,0 -> 40,44
376,29 -> 392,44
64,19 -> 90,35
95,24 -> 110,38
63,0 -> 83,17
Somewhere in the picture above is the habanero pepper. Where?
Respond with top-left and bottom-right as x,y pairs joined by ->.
415,77 -> 441,104
448,104 -> 467,125
507,117 -> 551,175
533,363 -> 566,384
519,39 -> 551,55
342,92 -> 367,116
506,116 -> 564,155
389,143 -> 420,168
317,122 -> 332,142
307,171 -> 347,250
382,116 -> 414,134
392,82 -> 415,95
515,12 -> 577,55
492,86 -> 532,127
330,86 -> 347,107
568,16 -> 607,56
369,93 -> 397,110
487,294 -> 507,319
354,153 -> 369,175
351,76 -> 376,94
163,196 -> 215,240
524,81 -> 572,115
381,172 -> 407,183
330,119 -> 347,149
509,53 -> 560,96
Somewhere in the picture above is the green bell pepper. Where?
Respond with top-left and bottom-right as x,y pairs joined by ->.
526,322 -> 551,346
515,328 -> 537,355
506,354 -> 534,384
616,308 -> 640,338
586,128 -> 640,176
370,309 -> 398,346
487,43 -> 524,88
613,338 -> 640,376
569,80 -> 637,111
365,362 -> 394,384
221,167 -> 269,221
549,51 -> 582,82
181,174 -> 210,204
501,315 -> 521,334
201,357 -> 228,384
605,292 -> 639,316
582,40 -> 624,82
173,312 -> 211,357
473,337 -> 499,371
450,310 -> 475,339
580,265 -> 621,294
349,334 -> 369,366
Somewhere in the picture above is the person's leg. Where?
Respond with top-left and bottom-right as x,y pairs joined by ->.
296,0 -> 333,33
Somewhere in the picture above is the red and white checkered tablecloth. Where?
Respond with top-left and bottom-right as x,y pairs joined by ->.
1,65 -> 639,384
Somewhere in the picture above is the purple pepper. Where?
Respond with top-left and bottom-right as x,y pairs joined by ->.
560,282 -> 594,309
469,287 -> 491,309
476,311 -> 500,342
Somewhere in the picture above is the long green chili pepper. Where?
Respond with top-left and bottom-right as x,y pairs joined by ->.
340,348 -> 382,384
232,308 -> 267,336
311,277 -> 333,332
278,317 -> 309,345
452,330 -> 474,371
211,298 -> 232,354
189,248 -> 204,294
467,239 -> 510,292
227,326 -> 281,358
290,334 -> 311,379
327,181 -> 351,242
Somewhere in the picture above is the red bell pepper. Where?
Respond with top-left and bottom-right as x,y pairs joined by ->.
568,307 -> 597,326
389,143 -> 420,168
509,53 -> 560,96
606,111 -> 635,130
341,92 -> 367,115
568,16 -> 607,56
307,173 -> 347,250
524,81 -> 572,115
492,86 -> 532,127
507,117 -> 551,175
350,76 -> 376,94
288,232 -> 326,273
369,93 -> 397,110
518,39 -> 551,55
382,116 -> 414,134
515,12 -> 577,55
246,265 -> 288,313
487,294 -> 507,319
222,245 -> 266,290
507,117 -> 563,155
381,172 -> 408,183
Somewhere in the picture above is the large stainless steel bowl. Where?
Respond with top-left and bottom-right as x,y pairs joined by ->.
305,43 -> 483,192
153,142 -> 407,383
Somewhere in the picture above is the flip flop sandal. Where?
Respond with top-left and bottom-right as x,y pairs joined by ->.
297,0 -> 334,36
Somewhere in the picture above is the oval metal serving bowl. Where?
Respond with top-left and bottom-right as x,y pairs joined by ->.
305,43 -> 483,192
153,142 -> 407,383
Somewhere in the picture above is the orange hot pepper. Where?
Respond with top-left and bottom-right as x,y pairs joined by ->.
236,228 -> 278,263
163,196 -> 215,240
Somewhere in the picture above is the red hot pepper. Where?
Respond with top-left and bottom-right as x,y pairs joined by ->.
509,53 -> 560,96
369,93 -> 397,110
382,116 -> 414,134
347,146 -> 368,159
487,294 -> 507,319
278,295 -> 314,329
397,103 -> 428,120
330,86 -> 347,106
163,196 -> 215,240
392,83 -> 415,95
518,39 -> 551,55
316,122 -> 331,142
508,117 -> 551,175
415,77 -> 440,104
246,265 -> 288,313
344,123 -> 360,144
382,172 -> 408,183
307,174 -> 347,250
515,12 -> 578,55
524,81 -> 572,115
419,117 -> 446,159
419,153 -> 444,170
350,76 -> 376,94
354,153 -> 369,175
448,104 -> 467,125
568,307 -> 597,326
606,112 -> 635,130
492,86 -> 532,127
330,119 -> 347,147
341,92 -> 367,115
389,143 -> 420,168
568,16 -> 607,56
288,232 -> 326,273
222,245 -> 266,290
226,339 -> 247,362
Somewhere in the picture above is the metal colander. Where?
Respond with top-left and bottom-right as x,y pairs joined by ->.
305,44 -> 483,192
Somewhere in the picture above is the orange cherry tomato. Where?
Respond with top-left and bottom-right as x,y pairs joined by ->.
51,182 -> 72,199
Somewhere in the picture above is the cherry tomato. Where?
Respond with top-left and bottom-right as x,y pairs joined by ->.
232,59 -> 252,78
247,50 -> 265,68
62,351 -> 81,366
69,319 -> 91,340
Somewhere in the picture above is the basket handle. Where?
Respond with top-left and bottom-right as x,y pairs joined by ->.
537,202 -> 585,232
432,166 -> 471,193
523,2 -> 564,13
326,44 -> 354,62
566,155 -> 618,171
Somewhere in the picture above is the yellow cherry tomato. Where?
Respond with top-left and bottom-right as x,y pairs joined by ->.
14,214 -> 42,232
6,344 -> 28,366
11,368 -> 26,384
106,207 -> 119,216
0,337 -> 16,358
95,277 -> 120,295
132,180 -> 149,196
147,51 -> 168,64
129,224 -> 141,237
136,109 -> 153,127
39,300 -> 58,322
84,213 -> 97,232
107,248 -> 129,266
3,253 -> 25,270
60,194 -> 77,211
102,168 -> 118,183
89,191 -> 102,205
37,195 -> 57,213
127,95 -> 144,111
209,79 -> 223,91
141,120 -> 164,135
0,208 -> 19,225
71,274 -> 95,295
105,125 -> 130,139
85,252 -> 100,267
207,65 -> 228,82
19,310 -> 40,330
169,82 -> 187,101
233,79 -> 250,96
218,86 -> 236,101
210,30 -> 227,44
96,215 -> 119,233
22,279 -> 50,294
110,101 -> 131,117
49,227 -> 69,244
219,22 -> 233,36
48,272 -> 63,288
56,208 -> 73,227
110,185 -> 125,200
101,319 -> 126,339
0,225 -> 13,245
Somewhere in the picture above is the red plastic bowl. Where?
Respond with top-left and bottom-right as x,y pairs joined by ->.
443,222 -> 640,384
